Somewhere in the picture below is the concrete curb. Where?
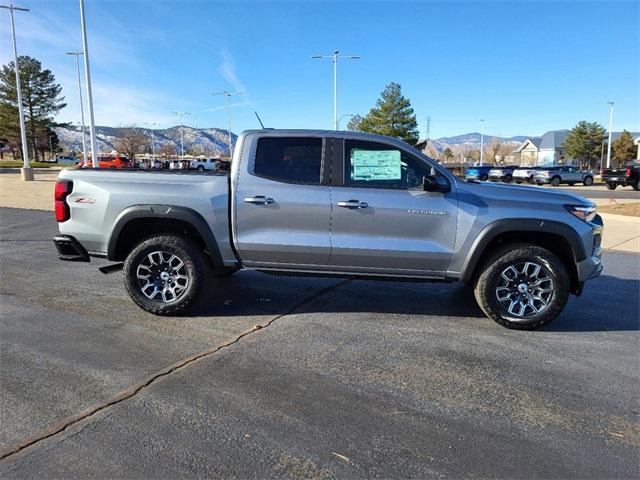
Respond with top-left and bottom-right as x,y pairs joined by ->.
600,212 -> 640,223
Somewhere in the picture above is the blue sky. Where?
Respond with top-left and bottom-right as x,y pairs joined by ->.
1,0 -> 638,138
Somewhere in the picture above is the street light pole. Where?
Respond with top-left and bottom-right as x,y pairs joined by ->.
606,101 -> 614,169
337,114 -> 354,130
79,0 -> 99,168
1,3 -> 32,180
66,51 -> 88,166
172,112 -> 190,157
212,91 -> 244,157
312,50 -> 360,130
479,119 -> 485,166
143,122 -> 159,158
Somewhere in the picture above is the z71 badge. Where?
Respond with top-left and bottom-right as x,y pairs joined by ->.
407,209 -> 447,216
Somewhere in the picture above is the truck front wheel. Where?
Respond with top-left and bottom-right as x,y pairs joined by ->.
123,234 -> 207,315
473,244 -> 569,330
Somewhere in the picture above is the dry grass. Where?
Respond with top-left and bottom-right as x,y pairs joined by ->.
598,202 -> 640,217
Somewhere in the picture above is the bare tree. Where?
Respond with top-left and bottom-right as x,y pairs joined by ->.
159,142 -> 177,159
117,126 -> 150,159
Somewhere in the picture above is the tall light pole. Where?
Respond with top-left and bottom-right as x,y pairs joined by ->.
66,51 -> 88,166
143,122 -> 159,158
337,113 -> 354,130
212,91 -> 244,157
1,4 -> 32,181
606,101 -> 614,169
79,0 -> 99,168
312,50 -> 360,130
479,118 -> 485,166
172,112 -> 189,157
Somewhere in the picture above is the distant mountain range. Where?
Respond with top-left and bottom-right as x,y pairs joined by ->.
54,125 -> 236,156
426,133 -> 531,154
54,125 -> 531,156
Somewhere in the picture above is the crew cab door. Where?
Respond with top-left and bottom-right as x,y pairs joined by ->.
328,138 -> 457,276
233,135 -> 331,268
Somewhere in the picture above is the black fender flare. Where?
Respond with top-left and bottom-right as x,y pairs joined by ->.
107,204 -> 224,267
459,218 -> 586,283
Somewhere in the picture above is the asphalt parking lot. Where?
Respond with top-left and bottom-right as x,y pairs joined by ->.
1,207 -> 639,479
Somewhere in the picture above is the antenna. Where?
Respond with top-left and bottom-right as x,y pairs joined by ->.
254,111 -> 265,129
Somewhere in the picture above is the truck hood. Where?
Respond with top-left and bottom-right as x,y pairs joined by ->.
456,179 -> 594,207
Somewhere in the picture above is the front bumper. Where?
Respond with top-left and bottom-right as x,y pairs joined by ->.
53,235 -> 90,262
576,215 -> 604,282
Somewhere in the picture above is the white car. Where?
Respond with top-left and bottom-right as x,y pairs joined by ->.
190,158 -> 217,171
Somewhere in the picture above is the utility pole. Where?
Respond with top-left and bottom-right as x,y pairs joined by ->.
606,101 -> 614,169
312,50 -> 360,130
172,112 -> 190,157
79,0 -> 99,168
479,118 -> 485,166
66,51 -> 88,166
1,3 -> 32,180
212,91 -> 244,157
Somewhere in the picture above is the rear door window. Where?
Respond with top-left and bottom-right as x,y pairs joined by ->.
254,137 -> 323,185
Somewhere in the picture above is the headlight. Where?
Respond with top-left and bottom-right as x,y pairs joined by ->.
565,204 -> 597,222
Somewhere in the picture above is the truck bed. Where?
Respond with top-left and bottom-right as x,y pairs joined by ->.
58,168 -> 234,261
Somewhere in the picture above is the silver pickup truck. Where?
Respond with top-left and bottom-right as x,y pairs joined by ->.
53,129 -> 604,330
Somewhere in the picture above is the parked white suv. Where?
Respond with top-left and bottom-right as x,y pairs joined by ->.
190,158 -> 217,171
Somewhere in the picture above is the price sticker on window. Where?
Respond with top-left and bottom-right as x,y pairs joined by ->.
351,149 -> 401,181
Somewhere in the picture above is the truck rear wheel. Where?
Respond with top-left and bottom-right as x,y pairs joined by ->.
473,243 -> 569,330
606,182 -> 617,190
123,234 -> 207,315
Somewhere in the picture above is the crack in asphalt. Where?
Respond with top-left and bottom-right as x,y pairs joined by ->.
0,278 -> 352,462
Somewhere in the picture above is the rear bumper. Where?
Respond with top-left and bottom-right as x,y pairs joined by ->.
53,235 -> 90,262
603,177 -> 629,183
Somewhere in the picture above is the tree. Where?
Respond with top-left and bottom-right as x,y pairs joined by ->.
358,82 -> 419,146
611,130 -> 636,167
443,147 -> 454,162
117,126 -> 150,159
0,56 -> 66,161
346,114 -> 362,132
562,121 -> 606,170
159,142 -> 177,159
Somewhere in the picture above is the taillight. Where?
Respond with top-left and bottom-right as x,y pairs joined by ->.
54,180 -> 73,222
625,168 -> 632,177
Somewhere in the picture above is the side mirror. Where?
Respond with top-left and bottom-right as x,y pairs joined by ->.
423,175 -> 450,193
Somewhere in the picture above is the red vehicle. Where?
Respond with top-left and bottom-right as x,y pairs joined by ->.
82,154 -> 132,169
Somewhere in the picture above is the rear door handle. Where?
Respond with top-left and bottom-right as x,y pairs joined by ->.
244,195 -> 275,205
337,200 -> 368,209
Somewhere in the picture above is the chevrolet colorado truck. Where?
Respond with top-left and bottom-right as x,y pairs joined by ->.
602,162 -> 640,190
53,130 -> 604,330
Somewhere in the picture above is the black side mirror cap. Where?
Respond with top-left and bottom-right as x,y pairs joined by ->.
423,175 -> 450,193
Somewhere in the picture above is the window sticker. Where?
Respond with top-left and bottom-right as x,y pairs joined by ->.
351,149 -> 401,181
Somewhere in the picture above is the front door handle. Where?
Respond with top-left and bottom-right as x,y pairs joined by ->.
244,195 -> 275,205
337,199 -> 368,209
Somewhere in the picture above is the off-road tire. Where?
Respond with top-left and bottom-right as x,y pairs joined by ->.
123,234 -> 207,315
550,176 -> 561,186
633,180 -> 640,191
473,243 -> 570,330
504,175 -> 513,183
480,174 -> 488,182
606,182 -> 617,190
583,176 -> 593,186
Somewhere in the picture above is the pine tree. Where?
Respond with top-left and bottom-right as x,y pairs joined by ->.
359,83 -> 419,146
0,56 -> 66,161
611,130 -> 636,166
443,147 -> 454,161
562,121 -> 606,170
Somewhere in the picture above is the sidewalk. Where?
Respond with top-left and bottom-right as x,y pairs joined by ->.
1,170 -> 638,253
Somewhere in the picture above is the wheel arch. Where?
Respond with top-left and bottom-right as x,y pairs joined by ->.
107,205 -> 224,268
459,219 -> 586,294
